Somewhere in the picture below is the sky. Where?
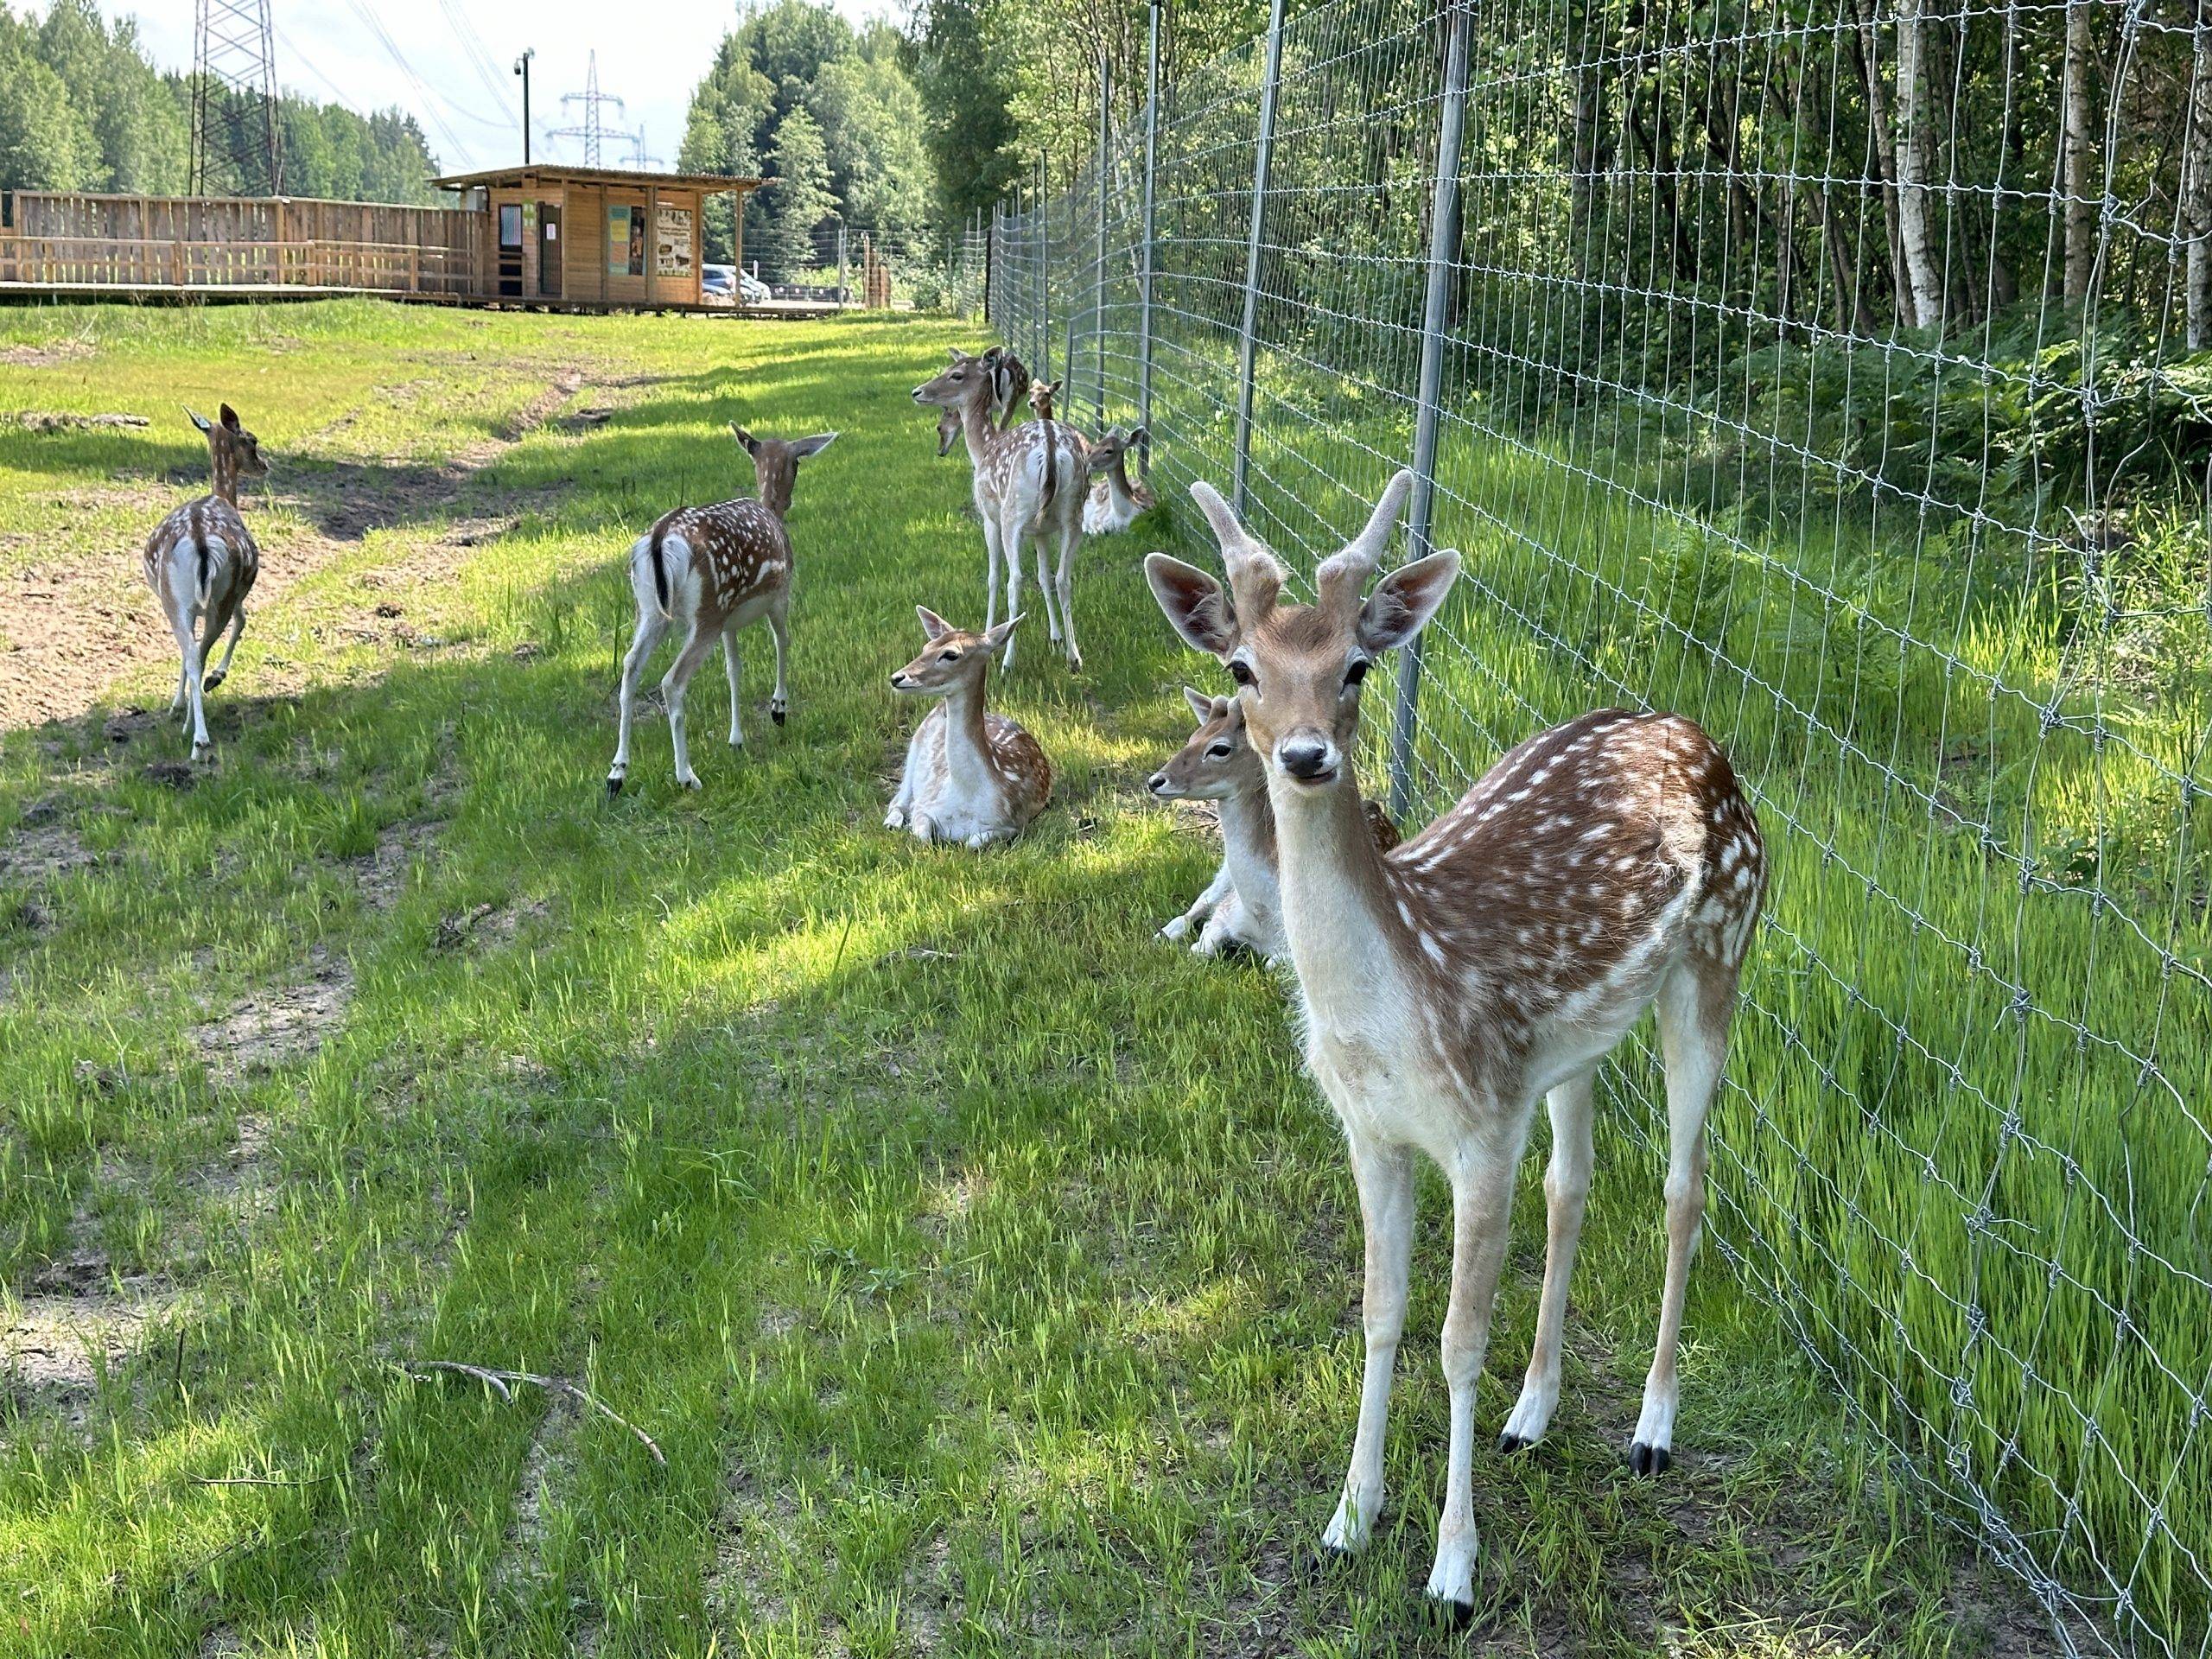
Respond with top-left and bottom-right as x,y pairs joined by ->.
99,0 -> 902,178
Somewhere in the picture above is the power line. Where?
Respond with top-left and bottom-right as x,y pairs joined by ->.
549,52 -> 626,168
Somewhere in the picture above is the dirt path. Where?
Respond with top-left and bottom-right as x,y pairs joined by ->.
0,368 -> 588,734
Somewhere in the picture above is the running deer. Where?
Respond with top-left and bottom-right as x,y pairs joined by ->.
607,425 -> 836,795
912,351 -> 1090,672
1083,425 -> 1154,536
1149,686 -> 1396,961
885,607 -> 1052,847
143,404 -> 270,759
1143,472 -> 1765,1618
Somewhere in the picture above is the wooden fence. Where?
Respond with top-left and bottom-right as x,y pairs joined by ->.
0,193 -> 477,296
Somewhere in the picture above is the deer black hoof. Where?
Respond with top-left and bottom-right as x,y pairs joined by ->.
1422,1594 -> 1477,1632
1626,1441 -> 1670,1478
771,708 -> 786,727
606,775 -> 625,798
202,669 -> 227,691
1497,1432 -> 1537,1456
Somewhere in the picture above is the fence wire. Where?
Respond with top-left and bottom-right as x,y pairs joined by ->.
988,1 -> 2212,1652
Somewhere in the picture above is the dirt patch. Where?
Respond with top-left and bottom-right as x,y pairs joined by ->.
0,363 -> 588,734
494,1389 -> 582,1598
188,947 -> 354,1084
0,337 -> 94,368
1,820 -> 102,882
353,817 -> 445,911
430,899 -> 549,952
5,411 -> 149,434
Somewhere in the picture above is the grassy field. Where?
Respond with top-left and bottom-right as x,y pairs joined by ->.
0,300 -> 2037,1656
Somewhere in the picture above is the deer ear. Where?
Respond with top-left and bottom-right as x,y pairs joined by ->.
218,404 -> 241,431
916,605 -> 952,641
730,423 -> 760,455
789,431 -> 836,460
1357,550 -> 1462,652
1144,552 -> 1238,656
184,406 -> 213,434
1182,684 -> 1216,724
982,611 -> 1025,652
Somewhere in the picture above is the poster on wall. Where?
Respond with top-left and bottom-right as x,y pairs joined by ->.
608,205 -> 644,276
657,205 -> 693,278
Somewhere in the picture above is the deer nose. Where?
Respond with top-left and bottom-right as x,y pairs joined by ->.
889,671 -> 912,690
1147,771 -> 1168,794
1279,737 -> 1338,782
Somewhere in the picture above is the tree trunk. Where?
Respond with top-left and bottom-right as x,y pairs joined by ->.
2062,0 -> 2096,306
1851,0 -> 1919,327
1893,0 -> 1943,328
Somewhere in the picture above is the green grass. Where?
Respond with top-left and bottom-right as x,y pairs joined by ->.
0,299 -> 2023,1656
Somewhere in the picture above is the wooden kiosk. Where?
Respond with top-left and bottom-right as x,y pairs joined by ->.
430,165 -> 761,309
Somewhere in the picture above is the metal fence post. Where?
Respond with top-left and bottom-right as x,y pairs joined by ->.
1095,52 -> 1110,429
1232,0 -> 1287,518
1387,0 -> 1472,821
1137,0 -> 1161,444
1036,156 -> 1051,382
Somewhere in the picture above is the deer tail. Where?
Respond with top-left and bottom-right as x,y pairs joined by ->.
1038,421 -> 1058,511
646,524 -> 674,620
193,537 -> 214,608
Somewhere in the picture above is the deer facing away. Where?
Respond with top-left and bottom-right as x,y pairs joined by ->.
607,425 -> 835,795
1143,471 -> 1765,1618
886,607 -> 1052,848
912,350 -> 1090,672
1148,687 -> 1397,962
143,404 -> 270,758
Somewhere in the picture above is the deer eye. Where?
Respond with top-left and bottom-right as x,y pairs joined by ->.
1205,742 -> 1233,759
1344,659 -> 1370,688
1227,660 -> 1255,687
938,649 -> 961,662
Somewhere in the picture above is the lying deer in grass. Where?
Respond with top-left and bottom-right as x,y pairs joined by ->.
886,607 -> 1052,847
143,404 -> 270,758
1084,426 -> 1154,535
1144,471 -> 1765,1619
1149,686 -> 1397,962
912,351 -> 1090,672
607,425 -> 836,795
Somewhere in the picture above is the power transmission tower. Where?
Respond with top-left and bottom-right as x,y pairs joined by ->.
623,127 -> 664,171
190,0 -> 283,197
550,51 -> 625,168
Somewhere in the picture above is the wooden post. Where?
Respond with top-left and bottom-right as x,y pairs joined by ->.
646,183 -> 660,305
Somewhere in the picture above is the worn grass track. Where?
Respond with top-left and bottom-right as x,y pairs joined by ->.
1,302 -> 2031,1656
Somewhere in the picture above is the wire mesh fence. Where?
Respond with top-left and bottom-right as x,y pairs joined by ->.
988,1 -> 2212,1652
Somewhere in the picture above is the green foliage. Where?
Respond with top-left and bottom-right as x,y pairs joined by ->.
758,105 -> 836,280
0,0 -> 439,202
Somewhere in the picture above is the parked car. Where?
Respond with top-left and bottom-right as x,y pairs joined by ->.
702,264 -> 735,297
738,270 -> 769,305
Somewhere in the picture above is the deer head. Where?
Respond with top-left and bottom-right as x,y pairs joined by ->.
185,403 -> 270,498
731,425 -> 837,518
889,606 -> 1023,696
1144,470 -> 1459,791
1147,686 -> 1264,802
1027,379 -> 1060,422
911,349 -> 995,416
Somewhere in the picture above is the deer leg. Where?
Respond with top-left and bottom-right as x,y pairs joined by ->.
1634,963 -> 1732,1477
766,598 -> 791,727
1054,518 -> 1082,672
1501,1067 -> 1596,1453
607,605 -> 669,796
1427,1128 -> 1525,1618
721,623 -> 746,750
1032,531 -> 1062,646
167,602 -> 211,758
661,622 -> 720,791
203,602 -> 247,692
1160,861 -> 1232,942
980,512 -> 1004,633
998,510 -> 1025,671
1321,1132 -> 1415,1557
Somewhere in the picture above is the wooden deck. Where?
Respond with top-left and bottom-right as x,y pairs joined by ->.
0,280 -> 850,320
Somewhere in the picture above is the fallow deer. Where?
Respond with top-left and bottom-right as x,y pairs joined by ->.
1144,471 -> 1765,1618
1083,425 -> 1154,536
1149,686 -> 1396,961
885,607 -> 1052,848
980,345 -> 1031,430
912,351 -> 1090,672
143,404 -> 270,759
607,425 -> 836,795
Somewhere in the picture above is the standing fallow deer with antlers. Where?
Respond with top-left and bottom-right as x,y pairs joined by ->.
143,404 -> 270,759
607,425 -> 836,795
1144,471 -> 1765,1619
912,351 -> 1090,672
1083,426 -> 1154,536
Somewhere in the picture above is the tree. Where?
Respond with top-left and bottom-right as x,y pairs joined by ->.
760,105 -> 836,279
